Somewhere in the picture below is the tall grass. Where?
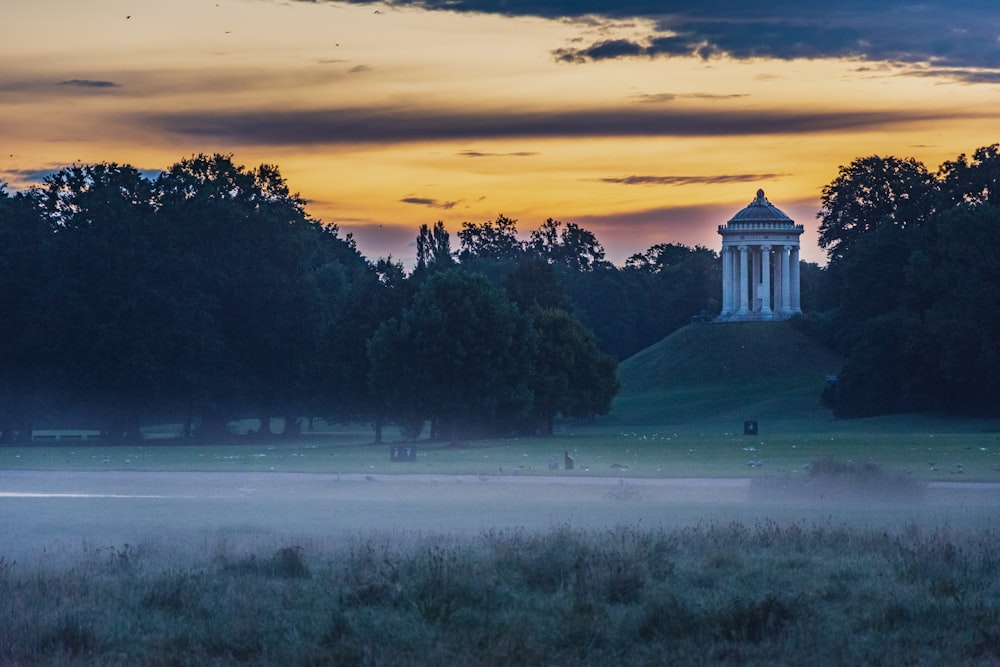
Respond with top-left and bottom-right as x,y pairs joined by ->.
2,522 -> 999,666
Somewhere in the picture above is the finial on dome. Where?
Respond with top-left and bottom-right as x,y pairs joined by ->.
756,188 -> 765,201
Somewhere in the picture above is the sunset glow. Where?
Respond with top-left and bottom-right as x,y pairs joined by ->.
3,0 -> 999,266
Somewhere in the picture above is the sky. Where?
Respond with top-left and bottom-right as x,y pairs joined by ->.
3,1 -> 999,267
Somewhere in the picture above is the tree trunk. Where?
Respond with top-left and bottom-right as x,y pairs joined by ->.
283,413 -> 301,438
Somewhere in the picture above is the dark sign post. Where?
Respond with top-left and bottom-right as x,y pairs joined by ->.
744,420 -> 758,436
390,445 -> 417,462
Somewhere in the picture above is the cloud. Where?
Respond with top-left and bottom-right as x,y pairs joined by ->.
297,1 -> 1000,76
0,168 -> 59,189
400,196 -> 461,209
457,150 -> 539,158
348,65 -> 373,74
149,104 -> 974,146
598,173 -> 785,186
900,66 -> 1000,85
630,92 -> 749,104
57,79 -> 121,89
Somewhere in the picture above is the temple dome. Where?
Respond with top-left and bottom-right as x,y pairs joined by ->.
728,189 -> 793,223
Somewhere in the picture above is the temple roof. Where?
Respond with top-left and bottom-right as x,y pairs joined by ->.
728,189 -> 793,223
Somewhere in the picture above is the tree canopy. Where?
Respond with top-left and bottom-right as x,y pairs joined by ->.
808,145 -> 1000,418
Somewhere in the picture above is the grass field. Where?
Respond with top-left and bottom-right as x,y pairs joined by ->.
3,412 -> 999,481
2,321 -> 999,665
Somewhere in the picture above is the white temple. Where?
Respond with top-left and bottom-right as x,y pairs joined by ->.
716,189 -> 804,322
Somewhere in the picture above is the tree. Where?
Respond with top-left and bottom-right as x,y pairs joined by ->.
528,218 -> 611,272
624,243 -> 697,272
313,254 -> 410,443
917,204 -> 1000,415
503,256 -> 570,312
415,220 -> 454,272
28,163 -> 162,440
527,307 -> 618,435
817,155 -> 937,263
0,186 -> 55,443
457,214 -> 524,262
368,268 -> 535,441
938,143 -> 1000,208
155,154 -> 334,438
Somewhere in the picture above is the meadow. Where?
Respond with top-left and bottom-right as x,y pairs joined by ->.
2,512 -> 999,665
2,322 -> 999,664
3,411 -> 999,481
2,418 -> 1000,665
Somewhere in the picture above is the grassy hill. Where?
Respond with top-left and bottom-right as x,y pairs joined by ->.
609,321 -> 844,426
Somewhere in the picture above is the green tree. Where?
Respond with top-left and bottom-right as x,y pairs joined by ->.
155,154 -> 331,438
368,268 -> 535,441
457,214 -> 524,262
527,307 -> 618,435
415,220 -> 455,272
938,143 -> 1000,207
818,155 -> 937,263
918,204 -> 1000,415
0,186 -> 55,443
314,255 -> 411,443
28,163 -> 162,440
529,218 -> 611,272
503,256 -> 570,312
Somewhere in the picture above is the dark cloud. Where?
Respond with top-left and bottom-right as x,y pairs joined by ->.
348,65 -> 373,74
0,165 -> 165,191
303,1 -> 1000,75
630,92 -> 749,104
0,168 -> 58,188
150,104 -> 974,146
400,196 -> 460,209
57,79 -> 121,89
599,173 -> 785,186
458,150 -> 539,158
902,67 -> 1000,85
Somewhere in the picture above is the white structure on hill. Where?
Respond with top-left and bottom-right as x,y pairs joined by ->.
716,189 -> 803,322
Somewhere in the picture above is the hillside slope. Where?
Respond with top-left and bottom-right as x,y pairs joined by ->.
610,321 -> 843,426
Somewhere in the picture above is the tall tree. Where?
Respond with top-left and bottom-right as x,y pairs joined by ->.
0,186 -> 54,443
938,143 -> 1000,208
917,204 -> 1000,415
527,307 -> 618,435
457,214 -> 524,262
368,268 -> 535,441
313,254 -> 410,443
415,220 -> 454,272
528,218 -> 610,272
28,163 -> 161,440
155,154 -> 327,438
817,155 -> 937,263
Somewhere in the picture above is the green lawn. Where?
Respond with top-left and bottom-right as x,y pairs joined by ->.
3,414 -> 999,481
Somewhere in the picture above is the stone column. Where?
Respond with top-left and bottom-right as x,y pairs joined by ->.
791,246 -> 801,312
738,245 -> 749,314
721,246 -> 733,315
781,245 -> 792,315
760,245 -> 772,315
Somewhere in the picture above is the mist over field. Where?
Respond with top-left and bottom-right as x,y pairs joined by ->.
3,468 -> 997,564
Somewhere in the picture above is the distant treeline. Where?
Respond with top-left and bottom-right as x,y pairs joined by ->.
2,143 -> 997,442
0,154 -> 715,443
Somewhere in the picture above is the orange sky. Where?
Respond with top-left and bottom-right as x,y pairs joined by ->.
3,0 -> 999,267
